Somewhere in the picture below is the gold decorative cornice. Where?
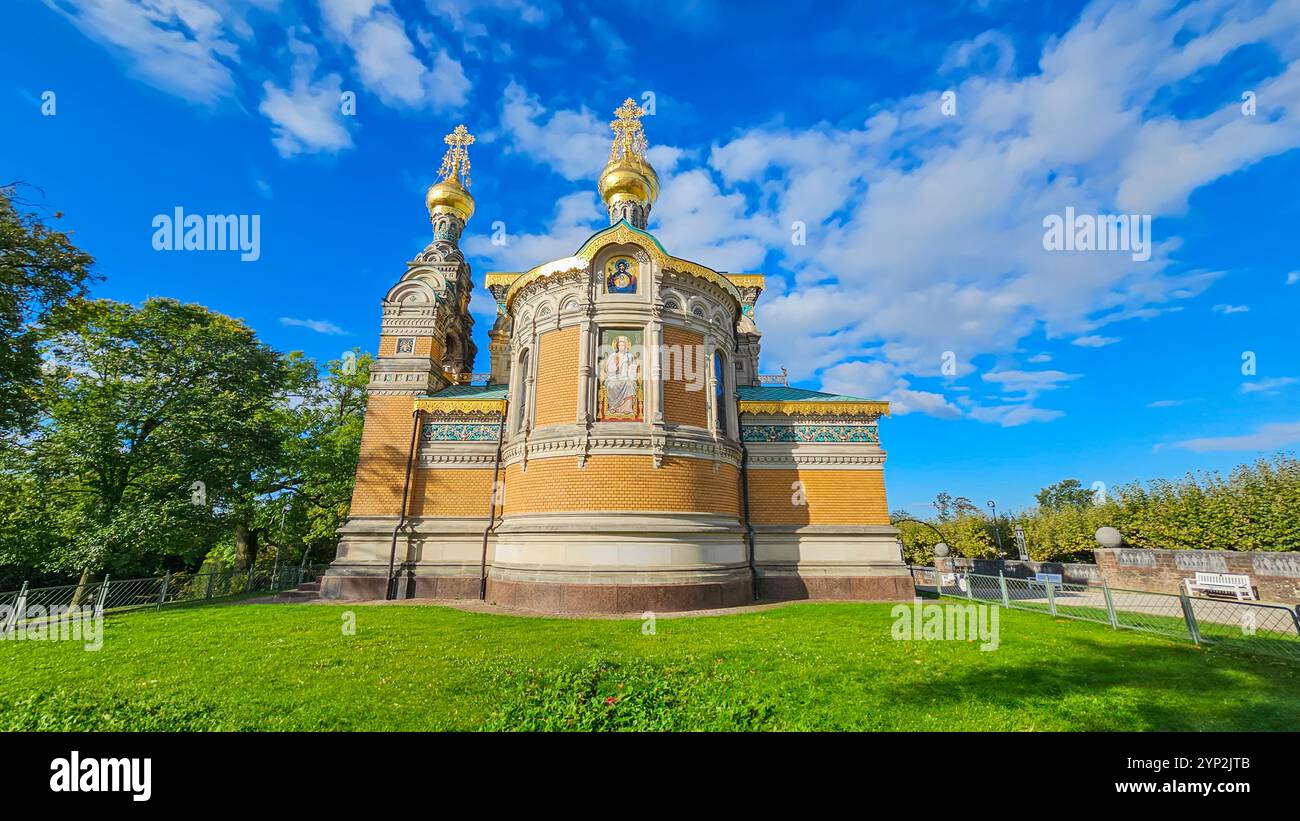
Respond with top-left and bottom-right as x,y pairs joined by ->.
738,400 -> 891,417
414,397 -> 506,415
484,272 -> 521,289
725,274 -> 766,288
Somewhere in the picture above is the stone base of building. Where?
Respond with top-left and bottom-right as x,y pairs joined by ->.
320,570 -> 481,601
485,575 -> 753,613
320,515 -> 913,611
751,523 -> 913,602
755,572 -> 914,601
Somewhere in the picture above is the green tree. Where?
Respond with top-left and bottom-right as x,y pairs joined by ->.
25,298 -> 294,584
931,492 -> 978,521
1035,479 -> 1095,512
0,185 -> 99,434
219,351 -> 370,571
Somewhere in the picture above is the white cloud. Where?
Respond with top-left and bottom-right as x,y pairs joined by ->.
424,0 -> 551,54
1147,399 -> 1184,408
1172,421 -> 1300,453
1286,271 -> 1299,285
888,387 -> 964,418
1028,353 -> 1052,363
258,36 -> 353,157
651,169 -> 772,272
46,0 -> 240,104
1212,303 -> 1249,314
969,404 -> 1065,427
820,360 -> 962,418
1072,335 -> 1121,348
281,317 -> 348,335
462,191 -> 604,272
940,29 -> 1016,77
699,0 -> 1300,421
1241,376 -> 1297,394
982,369 -> 1082,397
320,0 -> 469,110
498,81 -> 609,181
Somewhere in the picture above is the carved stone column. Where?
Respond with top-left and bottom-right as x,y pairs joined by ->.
646,304 -> 665,426
576,315 -> 595,424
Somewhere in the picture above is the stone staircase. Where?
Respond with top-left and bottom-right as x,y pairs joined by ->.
272,579 -> 321,603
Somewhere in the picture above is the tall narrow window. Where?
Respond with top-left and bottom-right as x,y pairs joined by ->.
515,349 -> 531,433
713,352 -> 725,432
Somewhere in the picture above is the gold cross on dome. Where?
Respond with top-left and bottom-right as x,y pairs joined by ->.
436,124 -> 475,188
609,98 -> 648,162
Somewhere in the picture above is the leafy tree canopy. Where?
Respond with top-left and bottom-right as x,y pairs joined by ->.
0,185 -> 99,434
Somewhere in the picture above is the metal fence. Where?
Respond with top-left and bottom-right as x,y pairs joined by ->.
910,566 -> 1300,664
0,564 -> 329,633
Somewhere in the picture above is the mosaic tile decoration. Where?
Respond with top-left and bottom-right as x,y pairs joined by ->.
740,424 -> 879,443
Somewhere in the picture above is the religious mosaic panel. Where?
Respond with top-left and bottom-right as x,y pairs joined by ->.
604,255 -> 637,294
597,328 -> 644,421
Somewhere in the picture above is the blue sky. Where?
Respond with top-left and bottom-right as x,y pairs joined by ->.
3,0 -> 1299,516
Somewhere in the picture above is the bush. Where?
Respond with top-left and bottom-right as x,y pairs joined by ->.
896,453 -> 1300,564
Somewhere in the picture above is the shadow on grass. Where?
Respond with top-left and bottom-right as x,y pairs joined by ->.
892,630 -> 1300,731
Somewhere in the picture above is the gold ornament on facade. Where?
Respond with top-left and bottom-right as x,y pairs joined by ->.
598,99 -> 659,209
738,400 -> 891,417
413,396 -> 506,415
501,221 -> 745,312
426,124 -> 476,223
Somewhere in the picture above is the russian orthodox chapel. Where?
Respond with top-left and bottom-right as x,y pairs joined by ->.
322,101 -> 912,611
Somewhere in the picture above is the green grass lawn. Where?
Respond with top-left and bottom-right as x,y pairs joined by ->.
1,600 -> 1297,731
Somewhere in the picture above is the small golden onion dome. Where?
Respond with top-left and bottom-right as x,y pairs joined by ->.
426,177 -> 475,223
598,154 -> 659,210
427,124 -> 476,224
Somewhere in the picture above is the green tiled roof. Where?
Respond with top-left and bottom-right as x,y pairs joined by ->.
420,384 -> 509,400
736,385 -> 873,403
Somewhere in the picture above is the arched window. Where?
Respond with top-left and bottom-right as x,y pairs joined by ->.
713,352 -> 725,432
515,348 -> 531,433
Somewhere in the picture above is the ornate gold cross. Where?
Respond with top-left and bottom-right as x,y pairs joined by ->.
609,98 -> 648,162
437,124 -> 475,188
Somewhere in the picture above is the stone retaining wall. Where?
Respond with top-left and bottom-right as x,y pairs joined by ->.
1094,548 -> 1300,605
934,550 -> 1300,606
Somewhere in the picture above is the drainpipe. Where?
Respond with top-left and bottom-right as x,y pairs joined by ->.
479,397 -> 509,601
386,407 -> 422,600
732,324 -> 758,601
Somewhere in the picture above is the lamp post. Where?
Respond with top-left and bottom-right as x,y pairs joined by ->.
987,500 -> 1006,557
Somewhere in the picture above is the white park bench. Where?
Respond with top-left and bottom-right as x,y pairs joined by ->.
1183,572 -> 1255,601
1034,572 -> 1063,587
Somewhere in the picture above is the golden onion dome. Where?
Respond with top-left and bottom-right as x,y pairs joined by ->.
426,124 -> 476,224
426,177 -> 475,223
599,98 -> 659,211
598,153 -> 659,209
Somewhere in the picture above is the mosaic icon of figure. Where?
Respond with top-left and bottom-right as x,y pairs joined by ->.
606,257 -> 636,293
601,335 -> 640,418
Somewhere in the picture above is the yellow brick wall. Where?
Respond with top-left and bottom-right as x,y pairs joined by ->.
533,327 -> 579,428
349,395 -> 417,516
409,468 -> 498,518
502,455 -> 739,516
662,327 -> 708,427
746,469 -> 889,525
378,335 -> 442,359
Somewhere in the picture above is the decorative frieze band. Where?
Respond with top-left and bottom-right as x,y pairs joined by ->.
741,423 -> 879,444
744,452 -> 886,469
501,431 -> 742,468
